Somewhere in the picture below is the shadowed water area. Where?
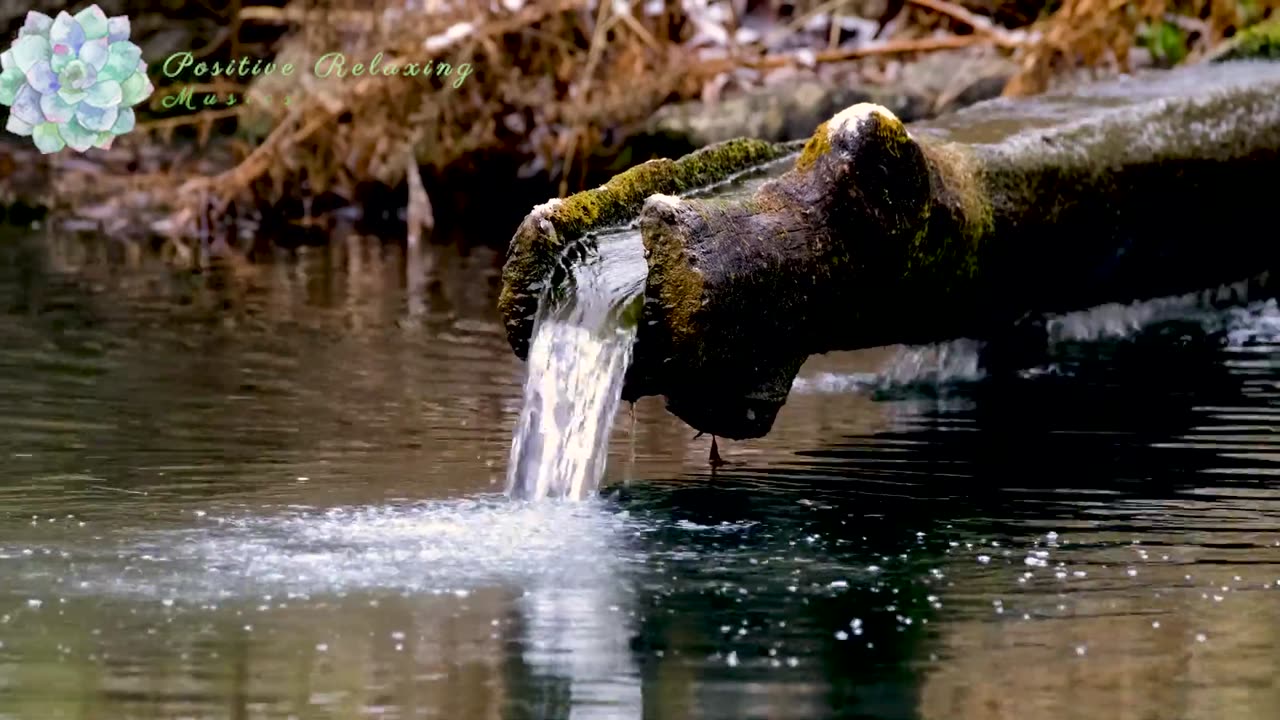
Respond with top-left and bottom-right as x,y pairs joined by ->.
2,222 -> 1279,720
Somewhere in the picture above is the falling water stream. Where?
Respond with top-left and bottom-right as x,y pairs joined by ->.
505,228 -> 648,500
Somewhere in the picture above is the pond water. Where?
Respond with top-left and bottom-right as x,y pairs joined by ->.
1,227 -> 1279,720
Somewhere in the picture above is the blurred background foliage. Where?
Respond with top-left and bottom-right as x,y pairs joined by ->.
0,0 -> 1276,246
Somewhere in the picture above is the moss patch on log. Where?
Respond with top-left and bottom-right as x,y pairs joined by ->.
912,140 -> 995,285
640,195 -> 707,354
795,122 -> 832,173
549,137 -> 792,241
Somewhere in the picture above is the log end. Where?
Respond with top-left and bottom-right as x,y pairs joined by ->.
638,193 -> 705,349
498,198 -> 567,360
627,191 -> 813,439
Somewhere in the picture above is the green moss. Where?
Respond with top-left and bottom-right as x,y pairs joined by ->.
1214,16 -> 1280,62
904,140 -> 995,291
547,137 -> 789,243
855,108 -> 913,158
926,142 -> 993,242
795,121 -> 832,173
643,214 -> 706,349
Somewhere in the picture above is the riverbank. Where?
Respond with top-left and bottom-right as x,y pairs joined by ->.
2,1 -> 1275,255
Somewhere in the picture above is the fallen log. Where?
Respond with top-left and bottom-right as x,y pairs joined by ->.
631,59 -> 1280,439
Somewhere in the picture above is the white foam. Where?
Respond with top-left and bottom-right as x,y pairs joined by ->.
644,193 -> 684,211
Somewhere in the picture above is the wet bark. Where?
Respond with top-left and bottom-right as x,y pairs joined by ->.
629,61 -> 1280,439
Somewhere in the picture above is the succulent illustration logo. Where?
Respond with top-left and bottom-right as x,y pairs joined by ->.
0,6 -> 154,154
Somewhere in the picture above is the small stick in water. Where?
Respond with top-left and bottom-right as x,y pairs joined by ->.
405,147 -> 434,249
693,431 -> 730,470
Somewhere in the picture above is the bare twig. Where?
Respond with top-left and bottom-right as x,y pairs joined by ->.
238,5 -> 382,28
405,147 -> 434,248
907,0 -> 999,34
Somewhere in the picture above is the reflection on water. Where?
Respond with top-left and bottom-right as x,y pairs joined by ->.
1,227 -> 1279,719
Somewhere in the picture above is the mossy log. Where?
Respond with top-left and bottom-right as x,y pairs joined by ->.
631,60 -> 1280,439
498,137 -> 799,359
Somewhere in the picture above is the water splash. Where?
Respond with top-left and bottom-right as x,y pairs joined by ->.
792,289 -> 1280,395
0,496 -> 643,601
506,232 -> 647,501
792,340 -> 987,395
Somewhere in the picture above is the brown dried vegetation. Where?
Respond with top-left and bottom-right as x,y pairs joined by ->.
10,1 -> 1276,239
1005,0 -> 1280,95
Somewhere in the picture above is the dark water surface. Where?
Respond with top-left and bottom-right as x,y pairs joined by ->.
1,228 -> 1279,720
